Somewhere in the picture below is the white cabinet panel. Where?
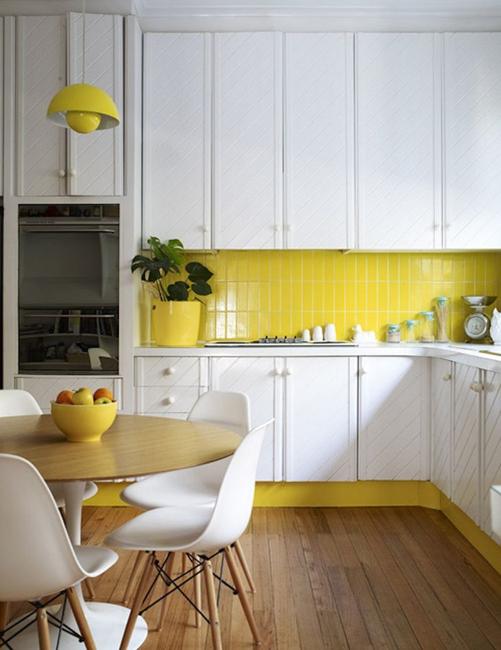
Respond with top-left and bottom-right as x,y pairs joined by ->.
210,356 -> 282,481
143,33 -> 210,248
444,33 -> 501,249
452,363 -> 481,524
482,370 -> 501,537
14,375 -> 122,412
213,33 -> 282,249
356,33 -> 439,249
359,357 -> 430,480
284,33 -> 354,249
136,386 -> 202,415
431,358 -> 453,497
68,13 -> 123,196
285,357 -> 357,481
135,356 -> 208,388
16,15 -> 66,196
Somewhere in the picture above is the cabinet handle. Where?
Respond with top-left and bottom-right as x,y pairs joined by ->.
271,368 -> 282,377
442,373 -> 452,381
283,368 -> 292,376
359,368 -> 367,376
164,367 -> 176,376
201,225 -> 209,234
58,169 -> 66,178
470,382 -> 484,393
68,168 -> 76,177
164,396 -> 176,406
273,225 -> 281,232
284,224 -> 293,233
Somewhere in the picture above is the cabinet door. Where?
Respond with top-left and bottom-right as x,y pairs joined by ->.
213,33 -> 282,249
68,13 -> 123,196
284,357 -> 357,481
452,363 -> 481,524
359,357 -> 430,480
482,370 -> 501,536
14,375 -> 122,412
431,358 -> 453,497
143,33 -> 210,248
210,357 -> 282,481
16,15 -> 66,196
284,33 -> 354,249
356,34 -> 439,249
444,34 -> 501,249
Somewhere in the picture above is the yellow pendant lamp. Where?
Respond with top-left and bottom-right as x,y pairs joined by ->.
47,0 -> 120,134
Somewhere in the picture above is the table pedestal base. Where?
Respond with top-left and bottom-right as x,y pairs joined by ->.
7,602 -> 148,649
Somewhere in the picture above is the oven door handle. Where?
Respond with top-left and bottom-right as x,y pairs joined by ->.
20,227 -> 117,234
23,314 -> 117,319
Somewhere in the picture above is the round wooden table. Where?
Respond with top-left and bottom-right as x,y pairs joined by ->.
0,414 -> 240,650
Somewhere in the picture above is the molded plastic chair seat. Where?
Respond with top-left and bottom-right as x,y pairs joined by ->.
74,545 -> 118,577
106,506 -> 213,552
121,459 -> 227,509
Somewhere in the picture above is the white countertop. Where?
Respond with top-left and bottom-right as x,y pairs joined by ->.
135,342 -> 501,373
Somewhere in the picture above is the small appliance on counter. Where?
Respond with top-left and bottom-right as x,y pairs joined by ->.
462,296 -> 497,342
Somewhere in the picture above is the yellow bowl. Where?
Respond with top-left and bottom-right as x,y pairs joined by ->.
51,401 -> 118,442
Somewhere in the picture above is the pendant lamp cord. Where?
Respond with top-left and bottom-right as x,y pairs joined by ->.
81,0 -> 86,84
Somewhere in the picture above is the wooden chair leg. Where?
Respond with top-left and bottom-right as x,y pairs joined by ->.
0,602 -> 10,631
193,555 -> 202,628
203,560 -> 223,650
123,551 -> 146,605
224,546 -> 261,645
36,608 -> 51,650
153,552 -> 176,632
181,553 -> 187,574
234,539 -> 256,593
120,553 -> 155,650
67,587 -> 96,650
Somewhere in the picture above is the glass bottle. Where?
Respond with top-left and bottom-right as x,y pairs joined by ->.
386,324 -> 401,343
435,296 -> 449,343
404,319 -> 418,343
419,311 -> 435,342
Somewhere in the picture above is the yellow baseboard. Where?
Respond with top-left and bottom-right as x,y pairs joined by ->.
86,480 -> 500,574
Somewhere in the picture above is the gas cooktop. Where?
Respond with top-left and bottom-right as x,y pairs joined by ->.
205,337 -> 357,347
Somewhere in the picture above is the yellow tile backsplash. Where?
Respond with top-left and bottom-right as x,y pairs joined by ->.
140,251 -> 501,344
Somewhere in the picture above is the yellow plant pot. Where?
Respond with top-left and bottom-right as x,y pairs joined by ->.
51,401 -> 118,442
151,300 -> 201,346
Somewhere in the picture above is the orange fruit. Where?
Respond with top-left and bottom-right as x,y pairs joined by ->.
93,387 -> 113,402
56,390 -> 73,405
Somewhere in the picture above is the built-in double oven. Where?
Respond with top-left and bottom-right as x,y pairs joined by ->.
18,204 -> 119,375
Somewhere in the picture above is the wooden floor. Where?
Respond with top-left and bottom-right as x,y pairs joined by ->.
78,506 -> 501,649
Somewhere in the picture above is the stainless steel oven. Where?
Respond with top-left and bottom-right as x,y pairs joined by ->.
18,204 -> 119,375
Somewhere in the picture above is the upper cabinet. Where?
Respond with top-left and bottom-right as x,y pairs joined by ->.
356,33 -> 440,249
444,33 -> 501,249
284,33 -> 354,249
16,14 -> 123,197
143,33 -> 211,249
213,33 -> 283,249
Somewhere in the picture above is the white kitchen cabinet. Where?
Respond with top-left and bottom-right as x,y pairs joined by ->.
284,357 -> 357,481
482,370 -> 501,537
356,33 -> 440,249
210,356 -> 283,481
359,357 -> 430,480
284,33 -> 354,249
14,375 -> 122,412
452,363 -> 481,524
143,33 -> 211,248
16,14 -> 123,197
444,33 -> 501,249
213,33 -> 282,249
431,358 -> 453,497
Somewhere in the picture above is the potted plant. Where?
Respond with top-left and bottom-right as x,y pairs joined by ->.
131,237 -> 213,346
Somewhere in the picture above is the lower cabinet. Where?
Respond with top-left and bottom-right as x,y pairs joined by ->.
210,356 -> 283,481
431,358 -> 453,497
358,357 -> 430,480
283,357 -> 357,481
452,363 -> 481,524
482,370 -> 501,537
14,375 -> 122,412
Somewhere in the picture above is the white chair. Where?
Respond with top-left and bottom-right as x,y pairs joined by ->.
106,423 -> 267,650
0,454 -> 118,649
121,391 -> 267,598
0,390 -> 98,508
